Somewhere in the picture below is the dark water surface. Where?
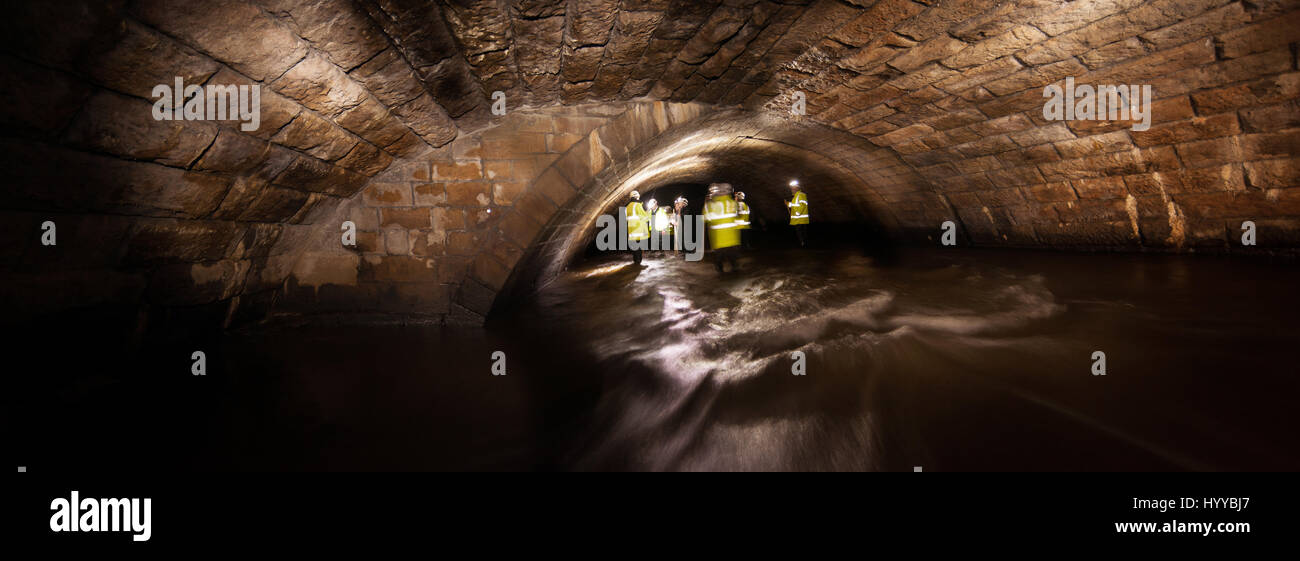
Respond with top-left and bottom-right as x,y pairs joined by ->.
499,248 -> 1300,471
19,248 -> 1300,471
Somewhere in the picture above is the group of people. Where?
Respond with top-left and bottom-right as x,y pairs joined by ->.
623,180 -> 809,273
623,191 -> 689,265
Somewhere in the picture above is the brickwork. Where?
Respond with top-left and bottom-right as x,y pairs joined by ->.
2,0 -> 1297,332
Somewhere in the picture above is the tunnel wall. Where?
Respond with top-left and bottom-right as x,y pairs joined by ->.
491,108 -> 931,307
2,0 -> 1298,334
754,0 -> 1300,249
276,102 -> 953,325
277,101 -> 712,324
0,0 -> 505,336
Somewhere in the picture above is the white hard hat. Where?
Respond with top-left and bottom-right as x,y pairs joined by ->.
646,198 -> 658,208
735,191 -> 745,200
708,182 -> 733,196
630,190 -> 640,200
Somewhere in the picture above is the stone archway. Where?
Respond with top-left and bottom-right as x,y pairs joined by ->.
488,109 -> 927,314
276,101 -> 957,325
276,101 -> 713,324
5,0 -> 1298,337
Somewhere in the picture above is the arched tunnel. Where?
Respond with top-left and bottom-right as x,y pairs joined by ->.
5,0 -> 1300,473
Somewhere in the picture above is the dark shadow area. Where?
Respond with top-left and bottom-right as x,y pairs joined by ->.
10,313 -> 608,471
13,247 -> 1300,471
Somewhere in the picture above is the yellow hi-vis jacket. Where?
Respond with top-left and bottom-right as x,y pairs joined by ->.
652,208 -> 670,232
626,201 -> 650,241
788,191 -> 809,225
704,195 -> 741,249
737,201 -> 751,229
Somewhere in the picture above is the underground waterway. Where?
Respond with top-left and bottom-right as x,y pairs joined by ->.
20,247 -> 1300,472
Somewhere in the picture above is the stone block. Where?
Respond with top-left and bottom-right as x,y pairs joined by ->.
336,97 -> 410,149
498,210 -> 544,248
336,141 -> 394,176
493,181 -> 528,205
446,230 -> 484,255
533,167 -> 578,207
125,219 -> 242,264
433,160 -> 484,181
271,53 -> 369,118
1244,158 -> 1300,188
63,90 -> 217,167
380,208 -> 432,229
1071,176 -> 1129,199
359,254 -> 436,283
1025,182 -> 1078,202
413,183 -> 447,206
194,129 -> 274,174
481,132 -> 549,158
271,110 -> 358,162
1175,136 -> 1242,169
86,19 -> 220,99
445,181 -> 491,206
392,93 -> 457,147
133,0 -> 309,82
408,229 -> 445,257
239,185 -> 310,222
362,182 -> 412,207
472,252 -> 511,291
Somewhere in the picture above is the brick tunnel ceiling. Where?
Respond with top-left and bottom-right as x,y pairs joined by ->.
3,0 -> 1298,326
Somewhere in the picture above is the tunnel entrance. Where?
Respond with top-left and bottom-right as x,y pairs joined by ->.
485,109 -> 907,320
7,0 -> 1299,479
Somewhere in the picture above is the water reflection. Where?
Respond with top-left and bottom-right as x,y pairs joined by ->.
510,249 -> 1300,471
116,248 -> 1300,472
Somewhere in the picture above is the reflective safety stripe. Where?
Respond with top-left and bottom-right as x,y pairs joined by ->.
710,224 -> 739,229
734,220 -> 750,225
791,213 -> 809,219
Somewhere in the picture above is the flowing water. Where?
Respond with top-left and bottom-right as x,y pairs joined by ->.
511,248 -> 1300,471
21,248 -> 1300,471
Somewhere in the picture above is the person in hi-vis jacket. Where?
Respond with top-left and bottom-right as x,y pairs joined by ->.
785,180 -> 808,247
647,198 -> 670,251
704,183 -> 742,273
626,190 -> 650,264
735,191 -> 752,249
671,196 -> 688,257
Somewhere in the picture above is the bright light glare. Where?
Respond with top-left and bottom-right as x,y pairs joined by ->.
581,262 -> 631,278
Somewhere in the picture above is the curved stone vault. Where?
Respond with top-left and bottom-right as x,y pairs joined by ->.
1,0 -> 1297,333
